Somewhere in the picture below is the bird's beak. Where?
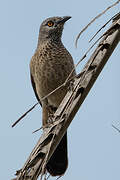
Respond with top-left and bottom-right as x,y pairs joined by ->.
57,16 -> 72,25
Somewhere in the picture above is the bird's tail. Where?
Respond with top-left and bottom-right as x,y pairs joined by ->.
46,132 -> 68,176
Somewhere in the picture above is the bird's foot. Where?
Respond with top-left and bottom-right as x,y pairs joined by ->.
47,105 -> 56,125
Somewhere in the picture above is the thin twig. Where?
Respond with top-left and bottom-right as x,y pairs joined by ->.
11,102 -> 39,127
89,17 -> 113,43
32,121 -> 55,134
75,0 -> 120,47
56,175 -> 62,180
46,174 -> 50,180
89,12 -> 120,43
112,124 -> 120,133
32,126 -> 43,134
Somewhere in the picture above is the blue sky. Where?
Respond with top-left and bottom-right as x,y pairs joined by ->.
0,0 -> 120,180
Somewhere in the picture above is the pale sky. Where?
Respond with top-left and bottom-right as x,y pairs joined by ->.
0,0 -> 120,180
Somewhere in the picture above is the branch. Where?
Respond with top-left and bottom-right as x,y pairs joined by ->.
75,0 -> 120,47
12,13 -> 120,180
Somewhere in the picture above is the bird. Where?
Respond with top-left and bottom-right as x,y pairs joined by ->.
30,16 -> 76,176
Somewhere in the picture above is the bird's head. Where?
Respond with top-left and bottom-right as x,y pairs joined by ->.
38,16 -> 71,43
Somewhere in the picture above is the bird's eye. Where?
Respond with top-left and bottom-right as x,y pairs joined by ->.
47,21 -> 54,27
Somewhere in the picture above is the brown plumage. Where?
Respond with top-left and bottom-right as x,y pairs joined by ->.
30,16 -> 76,176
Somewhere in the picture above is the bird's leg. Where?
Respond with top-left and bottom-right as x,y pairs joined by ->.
67,79 -> 75,91
47,105 -> 57,124
42,100 -> 56,127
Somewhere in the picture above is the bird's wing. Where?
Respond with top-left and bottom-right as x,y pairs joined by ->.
30,73 -> 42,106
